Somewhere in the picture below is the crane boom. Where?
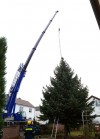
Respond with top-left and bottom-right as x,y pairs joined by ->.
5,11 -> 59,120
24,11 -> 59,70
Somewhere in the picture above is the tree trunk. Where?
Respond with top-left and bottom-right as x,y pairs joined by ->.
63,123 -> 70,139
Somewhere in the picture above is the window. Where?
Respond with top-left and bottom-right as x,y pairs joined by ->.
96,100 -> 100,106
19,106 -> 23,112
29,108 -> 32,113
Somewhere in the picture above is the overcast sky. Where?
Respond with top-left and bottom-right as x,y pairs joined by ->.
0,0 -> 100,106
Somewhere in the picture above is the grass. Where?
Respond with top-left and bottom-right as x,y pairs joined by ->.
70,131 -> 83,136
69,130 -> 96,138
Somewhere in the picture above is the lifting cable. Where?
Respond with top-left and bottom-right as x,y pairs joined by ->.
58,28 -> 62,58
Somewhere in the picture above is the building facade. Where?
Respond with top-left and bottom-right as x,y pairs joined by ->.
88,95 -> 100,124
15,98 -> 35,120
15,98 -> 48,124
35,106 -> 48,125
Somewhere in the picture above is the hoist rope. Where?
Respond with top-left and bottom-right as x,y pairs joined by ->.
58,28 -> 62,58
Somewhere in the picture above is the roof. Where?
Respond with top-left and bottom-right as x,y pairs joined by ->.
87,95 -> 100,101
89,0 -> 100,29
16,98 -> 34,108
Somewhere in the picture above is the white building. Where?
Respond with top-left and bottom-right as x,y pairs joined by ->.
88,95 -> 100,124
15,98 -> 48,124
35,106 -> 48,125
15,98 -> 35,120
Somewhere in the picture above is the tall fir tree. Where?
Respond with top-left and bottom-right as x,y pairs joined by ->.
0,37 -> 7,132
40,58 -> 94,138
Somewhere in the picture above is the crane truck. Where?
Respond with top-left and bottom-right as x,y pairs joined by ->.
3,11 -> 59,121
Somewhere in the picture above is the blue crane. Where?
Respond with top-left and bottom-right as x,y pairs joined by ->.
4,11 -> 59,121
